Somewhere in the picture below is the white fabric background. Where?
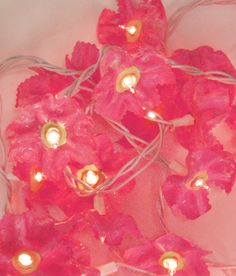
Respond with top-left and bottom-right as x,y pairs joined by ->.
1,1 -> 236,275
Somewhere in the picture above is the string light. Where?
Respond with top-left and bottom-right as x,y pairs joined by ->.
119,20 -> 142,42
12,250 -> 41,274
41,122 -> 67,149
116,66 -> 141,93
186,171 -> 210,191
30,167 -> 45,192
75,164 -> 107,191
159,251 -> 184,276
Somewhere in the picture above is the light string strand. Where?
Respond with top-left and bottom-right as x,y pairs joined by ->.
166,0 -> 236,41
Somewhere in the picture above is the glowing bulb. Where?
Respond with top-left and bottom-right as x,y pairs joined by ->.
159,251 -> 184,276
162,257 -> 178,276
12,250 -> 41,274
34,172 -> 43,183
121,74 -> 137,93
85,170 -> 100,186
45,127 -> 61,148
147,111 -> 157,120
127,25 -> 137,35
18,253 -> 33,267
75,164 -> 107,191
41,122 -> 67,149
116,66 -> 141,93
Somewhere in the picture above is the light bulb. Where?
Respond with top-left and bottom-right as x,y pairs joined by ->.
121,74 -> 137,93
126,25 -> 137,35
18,253 -> 33,267
12,250 -> 41,274
119,20 -> 142,43
162,257 -> 178,276
186,171 -> 210,191
34,172 -> 43,183
85,170 -> 100,186
159,251 -> 184,276
41,122 -> 67,149
147,111 -> 157,120
45,127 -> 61,148
76,164 -> 107,191
116,66 -> 141,93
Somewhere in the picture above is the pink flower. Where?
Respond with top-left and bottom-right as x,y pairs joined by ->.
95,47 -> 175,121
66,41 -> 99,71
0,210 -> 99,275
66,134 -> 136,194
170,46 -> 235,150
86,210 -> 140,246
162,149 -> 236,219
97,0 -> 167,49
16,68 -> 74,107
124,234 -> 210,275
6,94 -> 96,182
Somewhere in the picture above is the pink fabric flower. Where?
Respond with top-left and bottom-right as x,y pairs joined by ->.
0,210 -> 99,275
66,41 -> 99,71
97,0 -> 167,49
67,134 -> 136,193
162,149 -> 236,219
170,46 -> 235,150
6,94 -> 96,182
95,47 -> 175,121
86,210 -> 140,246
124,234 -> 210,275
16,68 -> 74,107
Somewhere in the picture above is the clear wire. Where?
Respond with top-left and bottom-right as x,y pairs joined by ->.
166,0 -> 236,41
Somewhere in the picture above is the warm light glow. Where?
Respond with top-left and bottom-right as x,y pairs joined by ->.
126,25 -> 137,35
18,253 -> 33,267
162,257 -> 178,276
34,172 -> 43,183
46,127 -> 61,148
41,122 -> 67,149
147,111 -> 157,120
159,251 -> 184,276
119,20 -> 142,42
121,74 -> 137,93
186,171 -> 210,191
116,66 -> 141,93
85,170 -> 100,185
12,250 -> 41,274
76,164 -> 107,191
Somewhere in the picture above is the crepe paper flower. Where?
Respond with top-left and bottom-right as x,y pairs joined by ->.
13,162 -> 94,217
66,41 -> 99,72
124,234 -> 210,276
0,210 -> 99,275
86,210 -> 141,246
97,0 -> 167,49
171,46 -> 236,104
16,68 -> 74,107
162,149 -> 236,219
121,111 -> 160,143
66,134 -> 136,194
94,47 -> 175,121
6,94 -> 96,182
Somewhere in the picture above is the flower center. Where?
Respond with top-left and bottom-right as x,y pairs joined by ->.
30,166 -> 45,192
41,122 -> 67,149
12,250 -> 41,274
116,66 -> 141,93
119,20 -> 142,43
159,251 -> 184,276
186,171 -> 210,191
76,164 -> 107,191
